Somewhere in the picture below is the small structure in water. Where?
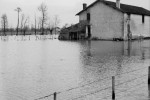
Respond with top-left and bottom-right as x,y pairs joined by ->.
59,21 -> 88,40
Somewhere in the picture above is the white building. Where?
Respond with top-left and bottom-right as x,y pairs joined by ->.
76,0 -> 150,40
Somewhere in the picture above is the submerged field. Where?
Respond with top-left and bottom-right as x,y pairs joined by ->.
0,35 -> 150,100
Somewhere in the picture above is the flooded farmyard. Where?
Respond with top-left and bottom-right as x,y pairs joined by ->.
1,0 -> 150,99
0,35 -> 149,100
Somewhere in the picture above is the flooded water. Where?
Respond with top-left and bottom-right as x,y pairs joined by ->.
0,35 -> 150,100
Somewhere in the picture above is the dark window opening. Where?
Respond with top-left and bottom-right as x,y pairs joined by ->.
127,13 -> 131,20
88,25 -> 91,38
142,15 -> 145,23
87,13 -> 90,21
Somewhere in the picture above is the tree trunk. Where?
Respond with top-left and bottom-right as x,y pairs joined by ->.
17,12 -> 20,36
35,17 -> 37,35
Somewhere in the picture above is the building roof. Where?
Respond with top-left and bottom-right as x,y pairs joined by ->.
69,22 -> 86,33
76,0 -> 150,16
60,22 -> 87,34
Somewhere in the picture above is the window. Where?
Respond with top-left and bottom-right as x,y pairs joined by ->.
127,13 -> 131,20
87,13 -> 90,21
87,25 -> 91,38
142,15 -> 145,23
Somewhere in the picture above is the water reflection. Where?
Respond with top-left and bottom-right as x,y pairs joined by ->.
87,41 -> 92,57
127,41 -> 132,56
121,41 -> 132,56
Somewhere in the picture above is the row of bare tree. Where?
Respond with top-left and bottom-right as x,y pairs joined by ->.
0,3 -> 60,36
1,14 -> 8,35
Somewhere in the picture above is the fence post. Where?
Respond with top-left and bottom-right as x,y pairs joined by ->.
148,66 -> 150,85
54,92 -> 57,100
112,76 -> 115,100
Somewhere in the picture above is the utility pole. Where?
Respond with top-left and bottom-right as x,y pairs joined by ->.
15,7 -> 22,36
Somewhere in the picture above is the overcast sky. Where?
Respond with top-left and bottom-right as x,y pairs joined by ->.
0,0 -> 149,28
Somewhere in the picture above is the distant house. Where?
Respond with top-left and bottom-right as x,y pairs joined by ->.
75,0 -> 150,40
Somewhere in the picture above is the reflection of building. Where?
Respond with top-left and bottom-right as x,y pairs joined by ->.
122,41 -> 132,56
76,0 -> 150,40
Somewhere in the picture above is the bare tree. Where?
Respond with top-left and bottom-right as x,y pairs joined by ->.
38,3 -> 48,35
1,14 -> 8,36
62,23 -> 69,29
15,7 -> 22,35
47,20 -> 54,35
20,14 -> 25,33
23,17 -> 28,35
38,17 -> 42,30
34,14 -> 37,35
54,15 -> 60,34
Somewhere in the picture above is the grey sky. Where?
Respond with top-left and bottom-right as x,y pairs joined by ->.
0,0 -> 149,28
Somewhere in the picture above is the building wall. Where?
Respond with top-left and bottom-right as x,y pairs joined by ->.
79,2 -> 124,39
123,14 -> 128,39
124,14 -> 150,39
79,11 -> 87,21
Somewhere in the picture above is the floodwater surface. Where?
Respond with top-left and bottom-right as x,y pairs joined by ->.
0,35 -> 150,100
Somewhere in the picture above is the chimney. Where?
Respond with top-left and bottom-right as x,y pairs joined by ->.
83,3 -> 87,10
116,0 -> 120,9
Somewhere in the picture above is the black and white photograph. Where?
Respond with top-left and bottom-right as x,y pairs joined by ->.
0,0 -> 150,100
